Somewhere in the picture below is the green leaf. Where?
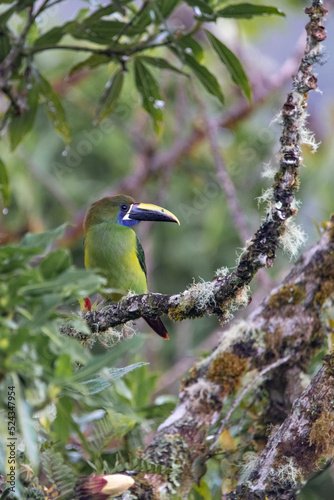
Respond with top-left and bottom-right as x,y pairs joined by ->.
71,336 -> 143,383
158,0 -> 180,18
69,20 -> 144,44
0,28 -> 10,62
183,53 -> 224,104
73,7 -> 90,22
185,0 -> 215,21
133,0 -> 180,29
90,410 -> 136,449
13,375 -> 39,470
139,56 -> 187,76
0,246 -> 38,273
185,0 -> 214,15
15,0 -> 35,9
19,268 -> 104,298
139,400 -> 176,419
26,21 -> 39,45
40,249 -> 72,280
33,26 -> 65,47
205,30 -> 251,101
216,3 -> 285,19
81,362 -> 149,395
45,327 -> 91,365
123,362 -> 158,407
55,353 -> 73,377
96,70 -> 124,123
38,72 -> 71,143
177,35 -> 204,62
69,53 -> 110,76
134,58 -> 164,133
114,378 -> 133,401
0,157 -> 9,206
86,4 -> 125,21
79,377 -> 111,395
20,223 -> 68,252
8,85 -> 39,151
85,1 -> 134,22
0,4 -> 16,25
54,397 -> 73,443
192,479 -> 212,499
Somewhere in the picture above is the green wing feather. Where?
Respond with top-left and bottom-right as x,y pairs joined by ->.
136,235 -> 169,339
136,235 -> 147,278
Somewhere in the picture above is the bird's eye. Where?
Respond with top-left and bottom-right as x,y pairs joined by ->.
121,204 -> 129,211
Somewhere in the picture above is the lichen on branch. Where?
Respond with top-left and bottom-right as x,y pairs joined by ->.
228,355 -> 334,500
129,216 -> 334,499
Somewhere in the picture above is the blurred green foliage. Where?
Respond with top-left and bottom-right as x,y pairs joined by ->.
0,0 -> 333,498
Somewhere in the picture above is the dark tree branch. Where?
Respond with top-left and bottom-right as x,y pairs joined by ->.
227,356 -> 334,499
23,42 -> 171,57
195,88 -> 250,244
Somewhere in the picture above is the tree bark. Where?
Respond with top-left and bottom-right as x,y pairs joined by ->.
128,218 -> 334,498
227,359 -> 334,499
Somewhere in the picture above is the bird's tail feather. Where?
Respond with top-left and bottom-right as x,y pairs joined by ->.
143,316 -> 169,340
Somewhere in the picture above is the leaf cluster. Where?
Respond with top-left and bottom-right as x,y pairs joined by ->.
0,0 -> 284,207
0,226 -> 177,497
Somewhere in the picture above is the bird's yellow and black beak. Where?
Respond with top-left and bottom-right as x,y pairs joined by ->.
123,203 -> 180,225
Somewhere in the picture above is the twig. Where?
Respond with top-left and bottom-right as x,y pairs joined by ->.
32,0 -> 51,20
209,355 -> 291,451
23,42 -> 170,57
196,90 -> 250,244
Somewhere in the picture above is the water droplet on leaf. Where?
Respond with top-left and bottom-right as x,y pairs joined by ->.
153,99 -> 165,110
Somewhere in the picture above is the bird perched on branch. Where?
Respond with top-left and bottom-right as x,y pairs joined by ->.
83,194 -> 180,339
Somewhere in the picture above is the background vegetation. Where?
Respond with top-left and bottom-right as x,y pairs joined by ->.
0,0 -> 333,498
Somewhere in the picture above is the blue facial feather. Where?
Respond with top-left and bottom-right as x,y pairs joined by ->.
118,211 -> 139,227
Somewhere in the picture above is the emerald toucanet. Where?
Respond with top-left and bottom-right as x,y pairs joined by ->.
84,195 -> 180,339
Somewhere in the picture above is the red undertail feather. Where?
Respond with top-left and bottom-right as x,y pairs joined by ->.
143,317 -> 169,340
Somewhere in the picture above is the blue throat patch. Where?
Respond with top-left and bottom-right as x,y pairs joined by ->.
118,212 -> 140,227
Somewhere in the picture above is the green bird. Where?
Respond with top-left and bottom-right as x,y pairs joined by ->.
84,194 -> 180,339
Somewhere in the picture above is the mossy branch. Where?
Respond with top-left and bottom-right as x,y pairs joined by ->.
129,216 -> 334,499
228,355 -> 334,499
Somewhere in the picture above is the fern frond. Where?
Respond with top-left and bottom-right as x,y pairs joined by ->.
25,487 -> 45,499
111,452 -> 171,475
89,412 -> 136,454
41,449 -> 76,500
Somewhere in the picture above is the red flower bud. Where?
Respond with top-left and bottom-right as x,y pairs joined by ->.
84,297 -> 92,312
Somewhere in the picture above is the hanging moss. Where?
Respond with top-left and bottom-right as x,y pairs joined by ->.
168,280 -> 216,321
